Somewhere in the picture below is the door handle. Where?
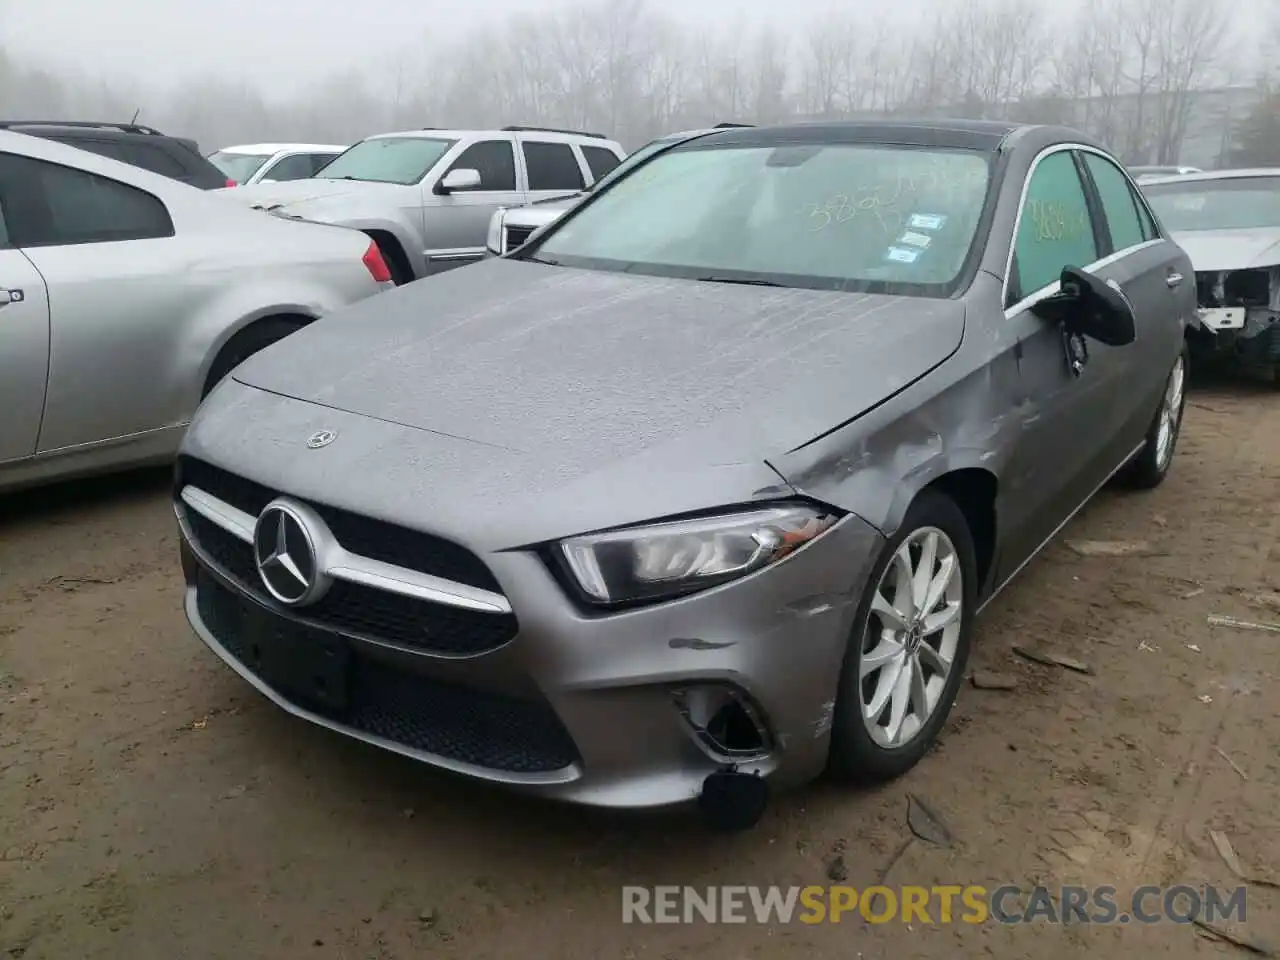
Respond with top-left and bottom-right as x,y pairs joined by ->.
0,288 -> 23,306
1166,272 -> 1184,288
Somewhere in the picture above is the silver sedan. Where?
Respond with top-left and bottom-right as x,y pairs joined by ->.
0,131 -> 393,493
176,120 -> 1191,831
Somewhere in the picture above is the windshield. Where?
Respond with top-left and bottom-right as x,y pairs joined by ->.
208,151 -> 271,182
1144,177 -> 1280,232
530,141 -> 993,293
313,137 -> 456,185
585,137 -> 677,193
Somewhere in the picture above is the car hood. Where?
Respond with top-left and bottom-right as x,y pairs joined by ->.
231,258 -> 965,467
1172,228 -> 1280,271
220,178 -> 398,212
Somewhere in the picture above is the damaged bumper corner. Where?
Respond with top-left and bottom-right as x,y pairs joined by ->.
180,507 -> 884,811
1190,266 -> 1280,376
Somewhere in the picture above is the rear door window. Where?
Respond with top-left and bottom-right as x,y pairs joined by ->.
1082,152 -> 1147,253
0,152 -> 174,247
118,142 -> 188,179
522,141 -> 584,191
51,138 -> 127,164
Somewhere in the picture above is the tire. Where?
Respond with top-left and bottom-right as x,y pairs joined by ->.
202,317 -> 305,398
1119,343 -> 1189,490
828,490 -> 977,784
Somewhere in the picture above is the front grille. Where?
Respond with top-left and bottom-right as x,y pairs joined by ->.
196,571 -> 579,773
182,509 -> 517,657
503,225 -> 535,252
176,456 -> 500,593
176,458 -> 518,657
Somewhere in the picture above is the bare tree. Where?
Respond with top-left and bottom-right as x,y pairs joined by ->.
1147,0 -> 1232,163
798,8 -> 850,118
0,0 -> 1260,163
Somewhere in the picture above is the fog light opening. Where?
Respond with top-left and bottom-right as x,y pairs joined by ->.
672,684 -> 772,760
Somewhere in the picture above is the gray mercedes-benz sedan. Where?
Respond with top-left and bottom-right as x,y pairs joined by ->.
174,120 -> 1193,828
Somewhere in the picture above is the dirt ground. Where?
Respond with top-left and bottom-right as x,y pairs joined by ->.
2,381 -> 1278,960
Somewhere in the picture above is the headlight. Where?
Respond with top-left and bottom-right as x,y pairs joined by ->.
486,208 -> 505,255
558,504 -> 839,606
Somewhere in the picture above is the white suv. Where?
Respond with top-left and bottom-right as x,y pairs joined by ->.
209,143 -> 347,186
222,126 -> 626,284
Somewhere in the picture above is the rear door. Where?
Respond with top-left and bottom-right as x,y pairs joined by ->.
519,137 -> 587,204
0,150 -> 181,452
0,233 -> 51,462
421,137 -> 522,274
1077,148 -> 1190,453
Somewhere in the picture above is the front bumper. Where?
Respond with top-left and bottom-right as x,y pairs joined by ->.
176,475 -> 882,810
1191,268 -> 1280,374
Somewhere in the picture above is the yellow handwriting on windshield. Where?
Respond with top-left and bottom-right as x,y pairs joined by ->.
1026,199 -> 1089,242
801,163 -> 982,233
803,187 -> 906,233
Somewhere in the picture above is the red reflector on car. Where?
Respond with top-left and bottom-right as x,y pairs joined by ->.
362,241 -> 392,284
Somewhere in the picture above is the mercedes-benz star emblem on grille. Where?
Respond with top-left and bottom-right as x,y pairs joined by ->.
253,502 -> 328,606
306,429 -> 337,449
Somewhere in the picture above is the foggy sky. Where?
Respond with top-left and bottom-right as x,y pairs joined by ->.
4,0 -> 1266,102
6,0 -> 869,95
1,0 -> 1133,96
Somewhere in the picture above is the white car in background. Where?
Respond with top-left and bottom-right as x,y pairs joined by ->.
222,127 -> 627,284
209,143 -> 347,186
1130,164 -> 1204,184
0,130 -> 393,493
1141,168 -> 1280,384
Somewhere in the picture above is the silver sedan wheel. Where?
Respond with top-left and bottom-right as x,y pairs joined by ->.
859,526 -> 963,749
1155,355 -> 1186,470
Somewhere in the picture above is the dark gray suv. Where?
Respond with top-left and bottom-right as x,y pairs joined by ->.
0,121 -> 230,189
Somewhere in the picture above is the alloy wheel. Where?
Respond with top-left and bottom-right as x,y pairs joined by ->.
1155,355 -> 1186,470
859,527 -> 963,749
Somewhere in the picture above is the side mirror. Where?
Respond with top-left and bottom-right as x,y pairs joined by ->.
1031,266 -> 1136,347
485,208 -> 505,256
437,168 -> 481,194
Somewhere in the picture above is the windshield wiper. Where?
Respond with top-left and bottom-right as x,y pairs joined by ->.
696,275 -> 785,287
523,254 -> 561,266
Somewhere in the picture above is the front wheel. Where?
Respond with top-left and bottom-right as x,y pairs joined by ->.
1120,344 -> 1189,490
828,490 -> 976,784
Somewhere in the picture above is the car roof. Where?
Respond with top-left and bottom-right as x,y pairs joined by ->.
1141,168 -> 1280,185
217,143 -> 347,155
689,118 -> 1032,151
5,122 -> 154,140
367,128 -> 620,144
0,129 -> 204,196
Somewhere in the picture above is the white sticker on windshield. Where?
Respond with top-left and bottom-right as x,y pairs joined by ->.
886,246 -> 920,263
898,230 -> 932,249
909,213 -> 947,230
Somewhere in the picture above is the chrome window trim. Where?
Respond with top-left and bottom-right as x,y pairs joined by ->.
1002,141 -> 1168,318
179,484 -> 512,615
